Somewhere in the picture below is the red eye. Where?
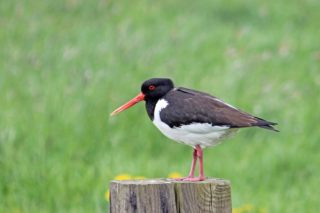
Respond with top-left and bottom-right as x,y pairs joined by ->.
149,85 -> 156,91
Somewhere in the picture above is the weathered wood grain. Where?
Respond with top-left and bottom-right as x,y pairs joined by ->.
110,178 -> 231,213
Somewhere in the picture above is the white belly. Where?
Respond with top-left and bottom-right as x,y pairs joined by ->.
153,99 -> 236,148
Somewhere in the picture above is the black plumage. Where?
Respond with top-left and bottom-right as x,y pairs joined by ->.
142,78 -> 278,132
158,87 -> 278,131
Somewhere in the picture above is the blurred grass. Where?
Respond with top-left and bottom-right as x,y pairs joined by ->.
1,0 -> 320,212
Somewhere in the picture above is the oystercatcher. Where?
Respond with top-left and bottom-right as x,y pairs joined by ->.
111,78 -> 278,181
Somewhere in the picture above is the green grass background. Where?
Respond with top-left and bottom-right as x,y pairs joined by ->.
1,0 -> 320,212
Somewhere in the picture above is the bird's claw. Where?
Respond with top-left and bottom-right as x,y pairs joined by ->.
172,176 -> 205,182
182,177 -> 205,181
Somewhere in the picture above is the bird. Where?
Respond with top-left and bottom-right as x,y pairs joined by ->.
110,78 -> 278,181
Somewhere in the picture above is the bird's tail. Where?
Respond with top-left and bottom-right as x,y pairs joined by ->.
254,117 -> 279,132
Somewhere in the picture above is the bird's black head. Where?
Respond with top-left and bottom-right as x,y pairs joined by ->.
141,78 -> 174,101
110,78 -> 174,116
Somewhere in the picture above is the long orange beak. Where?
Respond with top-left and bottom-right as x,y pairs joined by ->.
110,92 -> 145,116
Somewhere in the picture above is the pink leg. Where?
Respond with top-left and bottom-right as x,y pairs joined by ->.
187,148 -> 197,177
173,148 -> 197,180
197,145 -> 205,181
183,145 -> 205,181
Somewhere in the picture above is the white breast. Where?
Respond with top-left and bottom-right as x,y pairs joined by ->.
152,99 -> 236,148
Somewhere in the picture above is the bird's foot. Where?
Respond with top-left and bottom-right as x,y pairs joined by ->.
172,176 -> 205,182
182,176 -> 205,182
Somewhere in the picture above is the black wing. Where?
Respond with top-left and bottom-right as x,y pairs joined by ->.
160,87 -> 278,131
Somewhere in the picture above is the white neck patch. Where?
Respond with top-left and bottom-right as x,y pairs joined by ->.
153,99 -> 169,122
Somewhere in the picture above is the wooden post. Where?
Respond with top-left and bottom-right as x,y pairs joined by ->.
110,178 -> 231,213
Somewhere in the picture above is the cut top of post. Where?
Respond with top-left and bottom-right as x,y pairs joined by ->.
110,178 -> 231,213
